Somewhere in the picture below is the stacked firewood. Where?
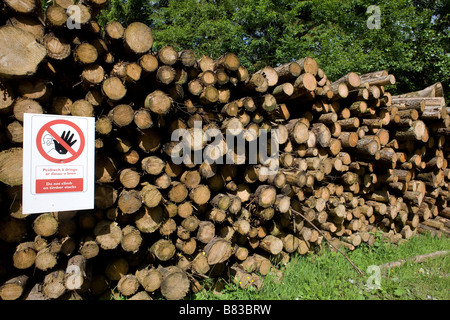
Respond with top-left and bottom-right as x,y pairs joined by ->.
0,0 -> 449,300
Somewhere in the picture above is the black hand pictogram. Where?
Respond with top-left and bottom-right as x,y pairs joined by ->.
53,130 -> 77,155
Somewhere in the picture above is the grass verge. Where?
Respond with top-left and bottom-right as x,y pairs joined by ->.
193,232 -> 450,300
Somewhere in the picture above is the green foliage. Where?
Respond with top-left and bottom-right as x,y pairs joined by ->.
97,0 -> 449,98
97,0 -> 158,27
41,0 -> 53,10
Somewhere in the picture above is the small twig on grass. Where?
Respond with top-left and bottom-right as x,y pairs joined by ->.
379,250 -> 449,270
291,208 -> 366,277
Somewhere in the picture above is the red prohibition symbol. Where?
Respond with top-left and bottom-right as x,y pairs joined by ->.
36,119 -> 85,164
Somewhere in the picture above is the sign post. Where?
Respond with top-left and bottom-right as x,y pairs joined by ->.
22,113 -> 95,214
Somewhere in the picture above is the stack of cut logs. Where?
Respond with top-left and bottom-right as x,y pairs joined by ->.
0,0 -> 449,300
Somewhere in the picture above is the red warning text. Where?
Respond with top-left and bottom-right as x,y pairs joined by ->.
36,178 -> 83,193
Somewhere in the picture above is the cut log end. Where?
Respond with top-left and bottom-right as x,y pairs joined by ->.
0,25 -> 46,77
124,22 -> 153,54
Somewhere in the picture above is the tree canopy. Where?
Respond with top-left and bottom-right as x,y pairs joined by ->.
96,0 -> 449,98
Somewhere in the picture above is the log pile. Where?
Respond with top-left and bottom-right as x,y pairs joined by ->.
0,0 -> 449,300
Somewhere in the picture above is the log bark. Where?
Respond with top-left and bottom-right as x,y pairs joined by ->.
311,123 -> 331,148
393,120 -> 426,141
392,82 -> 444,98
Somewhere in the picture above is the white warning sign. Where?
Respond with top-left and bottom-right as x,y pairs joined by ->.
22,114 -> 95,214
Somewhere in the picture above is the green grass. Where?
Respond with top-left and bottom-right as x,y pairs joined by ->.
193,233 -> 450,300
